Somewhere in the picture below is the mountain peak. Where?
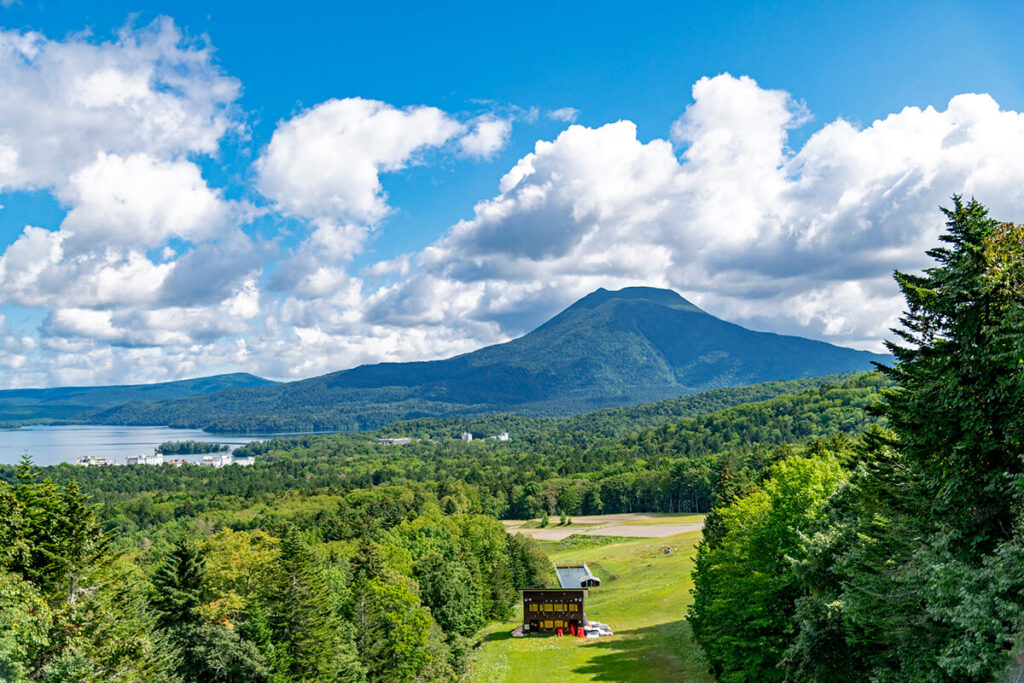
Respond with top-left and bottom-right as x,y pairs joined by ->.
76,285 -> 890,432
568,286 -> 705,313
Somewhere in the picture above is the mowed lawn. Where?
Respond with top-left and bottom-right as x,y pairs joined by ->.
470,527 -> 711,682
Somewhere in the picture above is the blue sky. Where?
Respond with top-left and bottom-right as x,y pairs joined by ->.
1,0 -> 1024,387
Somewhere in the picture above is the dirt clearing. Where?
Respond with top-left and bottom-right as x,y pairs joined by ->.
504,512 -> 704,540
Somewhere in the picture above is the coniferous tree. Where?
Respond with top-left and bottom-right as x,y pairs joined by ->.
0,481 -> 25,569
693,200 -> 1024,681
880,197 -> 1024,553
866,199 -> 1024,678
52,480 -> 110,605
262,527 -> 362,681
235,604 -> 280,675
350,537 -> 385,582
151,538 -> 208,631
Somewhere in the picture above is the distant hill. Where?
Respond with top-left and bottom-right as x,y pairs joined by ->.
84,287 -> 891,432
376,372 -> 877,444
0,373 -> 277,426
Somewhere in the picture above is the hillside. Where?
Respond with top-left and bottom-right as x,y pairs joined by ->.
4,372 -> 889,513
86,287 -> 890,432
377,372 -> 869,446
0,373 -> 277,426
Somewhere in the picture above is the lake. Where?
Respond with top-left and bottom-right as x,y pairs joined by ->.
0,425 -> 306,466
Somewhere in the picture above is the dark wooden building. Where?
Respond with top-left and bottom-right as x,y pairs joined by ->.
521,588 -> 587,634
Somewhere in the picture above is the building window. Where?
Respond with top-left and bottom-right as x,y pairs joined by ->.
569,603 -> 578,612
544,620 -> 553,629
543,603 -> 553,612
554,620 -> 563,628
529,603 -> 538,612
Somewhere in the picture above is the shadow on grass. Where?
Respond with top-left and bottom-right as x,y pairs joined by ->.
483,629 -> 514,644
571,619 -> 710,682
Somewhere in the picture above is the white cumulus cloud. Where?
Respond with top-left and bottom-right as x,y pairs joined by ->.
58,153 -> 237,250
459,116 -> 513,159
256,97 -> 464,226
0,18 -> 260,386
368,74 -> 1024,354
0,17 -> 240,193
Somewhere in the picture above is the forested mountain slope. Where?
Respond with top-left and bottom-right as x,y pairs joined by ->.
0,373 -> 277,425
87,287 -> 889,432
7,372 -> 890,516
377,372 -> 869,446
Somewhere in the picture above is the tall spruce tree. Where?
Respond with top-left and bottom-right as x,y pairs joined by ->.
876,198 -> 1024,678
694,200 -> 1024,682
151,538 -> 208,631
262,527 -> 363,681
787,199 -> 1024,681
880,196 -> 1024,554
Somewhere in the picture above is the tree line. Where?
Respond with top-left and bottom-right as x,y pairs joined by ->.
155,440 -> 230,455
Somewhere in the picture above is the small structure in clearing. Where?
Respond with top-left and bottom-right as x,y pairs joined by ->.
555,562 -> 601,588
520,563 -> 603,636
522,589 -> 587,635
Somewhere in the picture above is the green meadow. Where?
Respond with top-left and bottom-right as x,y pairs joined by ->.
470,526 -> 711,682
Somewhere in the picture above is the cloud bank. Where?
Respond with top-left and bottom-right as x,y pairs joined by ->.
362,75 -> 1024,360
2,20 -> 1024,388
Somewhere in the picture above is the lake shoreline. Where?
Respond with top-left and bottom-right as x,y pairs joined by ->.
0,424 -> 325,467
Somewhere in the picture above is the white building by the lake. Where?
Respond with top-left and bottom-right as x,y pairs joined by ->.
126,453 -> 164,466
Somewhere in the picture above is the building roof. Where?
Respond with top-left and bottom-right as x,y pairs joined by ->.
555,563 -> 601,588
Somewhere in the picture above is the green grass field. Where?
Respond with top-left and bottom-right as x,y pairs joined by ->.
470,527 -> 711,682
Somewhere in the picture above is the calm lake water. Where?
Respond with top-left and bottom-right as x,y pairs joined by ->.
0,425 -> 301,466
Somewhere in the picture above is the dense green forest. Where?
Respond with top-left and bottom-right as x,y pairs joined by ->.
155,441 -> 231,455
82,287 -> 886,432
0,367 -> 887,681
0,461 -> 550,682
689,199 -> 1024,681
1,372 -> 889,529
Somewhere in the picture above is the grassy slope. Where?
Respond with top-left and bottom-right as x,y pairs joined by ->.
471,526 -> 711,682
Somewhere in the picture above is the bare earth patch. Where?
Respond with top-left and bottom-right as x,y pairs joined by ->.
504,513 -> 704,540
